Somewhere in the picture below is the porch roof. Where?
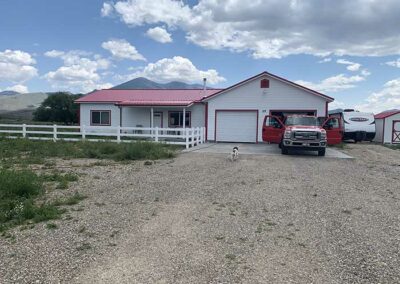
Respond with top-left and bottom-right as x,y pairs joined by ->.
75,89 -> 222,106
115,100 -> 195,107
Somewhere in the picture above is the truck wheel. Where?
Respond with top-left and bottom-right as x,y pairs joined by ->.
281,145 -> 289,155
318,149 -> 326,156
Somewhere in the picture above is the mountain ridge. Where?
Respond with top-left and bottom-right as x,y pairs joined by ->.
111,77 -> 207,90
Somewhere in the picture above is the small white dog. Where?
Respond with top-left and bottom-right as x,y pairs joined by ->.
230,146 -> 239,161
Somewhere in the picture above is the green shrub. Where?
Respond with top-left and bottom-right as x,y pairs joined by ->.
0,169 -> 64,232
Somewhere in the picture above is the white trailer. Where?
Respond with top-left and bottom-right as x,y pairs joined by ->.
329,109 -> 376,142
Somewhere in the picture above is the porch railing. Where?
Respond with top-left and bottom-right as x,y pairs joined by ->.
0,124 -> 206,149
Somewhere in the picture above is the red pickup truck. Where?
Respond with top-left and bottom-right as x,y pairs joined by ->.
262,115 -> 342,156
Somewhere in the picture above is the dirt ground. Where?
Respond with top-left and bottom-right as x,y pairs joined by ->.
1,144 -> 399,283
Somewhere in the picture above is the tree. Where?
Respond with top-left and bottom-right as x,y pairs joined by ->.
33,92 -> 82,124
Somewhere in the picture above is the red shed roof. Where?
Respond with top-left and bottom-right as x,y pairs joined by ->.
375,110 -> 400,119
75,89 -> 222,106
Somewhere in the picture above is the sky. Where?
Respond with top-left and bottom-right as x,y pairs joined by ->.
1,0 -> 400,113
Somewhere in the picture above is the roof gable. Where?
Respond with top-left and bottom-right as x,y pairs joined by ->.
375,110 -> 400,119
203,71 -> 334,102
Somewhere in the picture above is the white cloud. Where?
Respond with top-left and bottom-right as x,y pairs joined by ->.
102,39 -> 146,61
337,59 -> 361,71
104,0 -> 400,59
0,49 -> 38,83
318,58 -> 332,63
101,2 -> 114,17
355,78 -> 400,113
44,50 -> 112,93
121,56 -> 225,85
386,58 -> 400,68
329,100 -> 345,109
296,74 -> 365,93
0,84 -> 29,94
361,69 -> 371,76
146,27 -> 172,43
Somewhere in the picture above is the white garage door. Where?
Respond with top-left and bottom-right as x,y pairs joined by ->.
215,110 -> 258,142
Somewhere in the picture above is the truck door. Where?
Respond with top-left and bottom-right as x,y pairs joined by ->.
262,115 -> 284,143
323,117 -> 342,145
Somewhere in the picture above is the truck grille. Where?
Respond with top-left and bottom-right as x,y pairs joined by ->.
293,131 -> 319,140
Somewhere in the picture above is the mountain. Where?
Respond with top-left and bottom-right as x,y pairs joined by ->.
112,77 -> 205,89
0,90 -> 20,96
0,92 -> 48,114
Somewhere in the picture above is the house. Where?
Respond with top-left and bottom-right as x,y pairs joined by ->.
374,110 -> 400,144
75,71 -> 334,143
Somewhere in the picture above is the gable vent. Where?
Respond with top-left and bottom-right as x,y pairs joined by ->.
260,79 -> 269,88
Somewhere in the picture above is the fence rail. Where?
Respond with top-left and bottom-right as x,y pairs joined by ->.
0,124 -> 206,149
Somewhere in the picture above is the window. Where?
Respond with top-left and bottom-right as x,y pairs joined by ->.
260,79 -> 270,88
169,111 -> 191,127
91,110 -> 111,126
265,116 -> 282,128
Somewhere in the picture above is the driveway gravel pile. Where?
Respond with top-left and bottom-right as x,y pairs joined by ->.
0,144 -> 399,283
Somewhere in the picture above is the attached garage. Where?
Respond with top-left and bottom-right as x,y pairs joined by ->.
374,110 -> 400,144
215,110 -> 258,142
204,72 -> 334,143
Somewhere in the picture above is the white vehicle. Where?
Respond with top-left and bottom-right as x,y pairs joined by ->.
329,109 -> 376,142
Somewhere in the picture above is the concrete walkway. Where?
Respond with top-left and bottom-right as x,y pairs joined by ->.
184,142 -> 353,159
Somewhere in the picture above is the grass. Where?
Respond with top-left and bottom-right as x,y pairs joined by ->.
40,171 -> 79,189
53,192 -> 87,206
385,144 -> 400,150
0,138 -> 177,167
0,169 -> 65,232
0,169 -> 87,233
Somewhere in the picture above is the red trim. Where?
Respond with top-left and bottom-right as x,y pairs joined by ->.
375,110 -> 400,119
204,71 -> 334,102
392,120 -> 400,143
214,109 -> 259,143
168,110 -> 191,128
382,118 -> 386,143
90,110 -> 111,126
151,111 -> 163,128
204,102 -> 208,141
325,102 -> 329,117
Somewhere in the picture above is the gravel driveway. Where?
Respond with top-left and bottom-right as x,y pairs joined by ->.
1,144 -> 399,283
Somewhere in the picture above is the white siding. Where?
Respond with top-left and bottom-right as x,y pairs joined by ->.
206,74 -> 328,141
374,119 -> 384,143
119,104 -> 205,129
79,103 -> 120,133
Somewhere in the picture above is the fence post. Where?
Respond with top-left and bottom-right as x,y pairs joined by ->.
155,127 -> 159,142
117,125 -> 121,143
191,128 -> 195,147
185,128 -> 189,149
22,124 -> 26,138
82,125 -> 86,140
53,124 -> 57,142
197,127 -> 201,145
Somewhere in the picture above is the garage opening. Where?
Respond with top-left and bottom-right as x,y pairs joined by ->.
215,110 -> 258,143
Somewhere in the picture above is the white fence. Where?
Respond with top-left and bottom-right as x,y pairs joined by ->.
0,124 -> 206,149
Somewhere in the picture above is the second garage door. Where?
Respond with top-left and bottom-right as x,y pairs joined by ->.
215,110 -> 258,142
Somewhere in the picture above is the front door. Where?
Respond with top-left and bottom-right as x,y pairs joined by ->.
153,112 -> 163,128
323,117 -> 342,145
262,115 -> 284,143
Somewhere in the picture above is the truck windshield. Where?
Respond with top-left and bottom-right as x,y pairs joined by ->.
285,116 -> 318,126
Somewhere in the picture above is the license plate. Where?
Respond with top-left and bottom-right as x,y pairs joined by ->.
303,143 -> 309,146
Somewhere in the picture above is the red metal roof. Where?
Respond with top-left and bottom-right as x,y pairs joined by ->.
375,110 -> 400,119
75,89 -> 222,106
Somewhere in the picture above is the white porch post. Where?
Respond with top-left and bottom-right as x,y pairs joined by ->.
150,107 -> 154,138
183,108 -> 186,130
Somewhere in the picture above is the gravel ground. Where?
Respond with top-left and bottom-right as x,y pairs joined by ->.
0,143 -> 399,283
